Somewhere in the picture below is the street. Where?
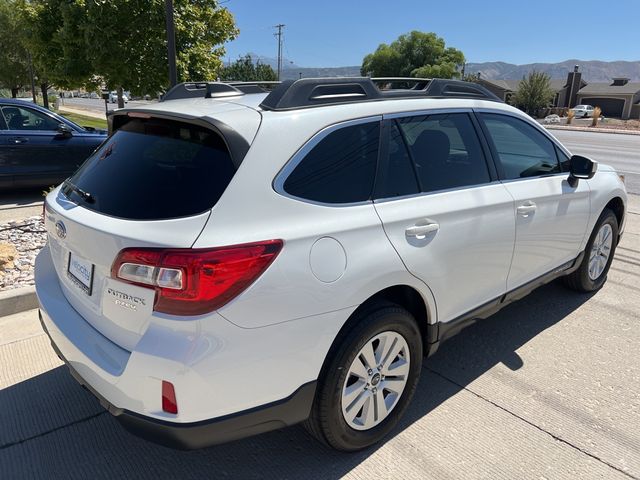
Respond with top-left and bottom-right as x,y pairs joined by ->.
552,129 -> 640,194
1,197 -> 639,478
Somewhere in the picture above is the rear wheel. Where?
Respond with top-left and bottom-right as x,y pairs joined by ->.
304,303 -> 423,451
564,209 -> 618,292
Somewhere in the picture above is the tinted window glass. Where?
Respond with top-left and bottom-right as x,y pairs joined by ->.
0,108 -> 7,130
1,106 -> 60,131
397,113 -> 490,193
64,118 -> 235,220
480,113 -> 560,179
555,145 -> 571,172
283,121 -> 379,203
375,122 -> 419,199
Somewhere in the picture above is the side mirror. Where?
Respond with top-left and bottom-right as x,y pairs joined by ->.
568,155 -> 597,187
56,123 -> 73,138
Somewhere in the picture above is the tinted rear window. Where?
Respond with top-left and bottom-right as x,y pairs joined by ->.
64,117 -> 235,220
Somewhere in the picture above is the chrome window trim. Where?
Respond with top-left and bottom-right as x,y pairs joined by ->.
272,115 -> 382,208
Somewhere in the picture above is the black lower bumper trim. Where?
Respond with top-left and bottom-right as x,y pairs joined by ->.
115,381 -> 316,450
38,310 -> 317,450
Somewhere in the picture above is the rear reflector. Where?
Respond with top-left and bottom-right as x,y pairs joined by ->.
162,381 -> 178,414
111,240 -> 283,316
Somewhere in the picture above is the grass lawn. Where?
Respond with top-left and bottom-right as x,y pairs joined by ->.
59,112 -> 108,130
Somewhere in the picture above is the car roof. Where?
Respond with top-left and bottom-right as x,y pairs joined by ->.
0,98 -> 40,107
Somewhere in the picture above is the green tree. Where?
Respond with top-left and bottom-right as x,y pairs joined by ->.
0,0 -> 29,97
20,0 -> 94,108
220,55 -> 277,81
361,31 -> 465,79
513,71 -> 554,115
82,0 -> 238,107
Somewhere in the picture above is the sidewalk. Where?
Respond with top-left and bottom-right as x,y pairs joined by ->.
57,106 -> 107,120
544,124 -> 640,136
1,197 -> 639,478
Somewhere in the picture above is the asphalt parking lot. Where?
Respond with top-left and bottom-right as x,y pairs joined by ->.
1,194 -> 638,479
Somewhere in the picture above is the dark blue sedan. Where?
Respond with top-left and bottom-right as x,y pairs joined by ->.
0,99 -> 107,189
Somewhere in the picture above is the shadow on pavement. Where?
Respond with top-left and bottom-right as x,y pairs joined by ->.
0,280 -> 595,479
0,187 -> 45,209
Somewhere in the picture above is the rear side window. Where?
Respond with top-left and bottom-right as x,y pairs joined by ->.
0,108 -> 7,130
64,117 -> 235,220
479,113 -> 560,179
395,113 -> 491,193
282,121 -> 379,204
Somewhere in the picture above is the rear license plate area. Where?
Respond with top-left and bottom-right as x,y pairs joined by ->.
67,251 -> 94,296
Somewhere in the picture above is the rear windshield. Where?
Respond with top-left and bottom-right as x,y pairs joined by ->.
63,117 -> 236,220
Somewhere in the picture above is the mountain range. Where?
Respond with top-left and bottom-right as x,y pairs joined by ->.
465,60 -> 640,82
240,54 -> 640,82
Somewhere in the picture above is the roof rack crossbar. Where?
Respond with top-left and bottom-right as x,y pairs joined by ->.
161,82 -> 243,102
259,77 -> 502,111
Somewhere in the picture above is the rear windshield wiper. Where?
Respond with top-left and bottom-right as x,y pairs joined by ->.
63,180 -> 95,204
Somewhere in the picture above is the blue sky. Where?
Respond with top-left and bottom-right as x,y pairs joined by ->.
223,0 -> 640,67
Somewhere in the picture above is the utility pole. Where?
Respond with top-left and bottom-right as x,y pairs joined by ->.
165,0 -> 178,87
274,24 -> 285,80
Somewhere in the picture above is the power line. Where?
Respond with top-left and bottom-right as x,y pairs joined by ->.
273,24 -> 285,80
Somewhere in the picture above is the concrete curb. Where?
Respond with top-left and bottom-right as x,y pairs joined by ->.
544,125 -> 640,136
0,286 -> 38,317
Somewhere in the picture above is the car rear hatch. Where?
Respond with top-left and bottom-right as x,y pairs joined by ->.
43,105 -> 261,352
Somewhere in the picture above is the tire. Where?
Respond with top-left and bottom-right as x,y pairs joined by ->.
304,303 -> 423,451
564,208 -> 618,292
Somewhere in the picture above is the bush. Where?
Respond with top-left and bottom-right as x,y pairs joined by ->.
566,109 -> 575,125
48,95 -> 58,110
591,107 -> 602,127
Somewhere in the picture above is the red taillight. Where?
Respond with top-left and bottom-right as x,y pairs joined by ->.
111,240 -> 283,316
162,380 -> 178,414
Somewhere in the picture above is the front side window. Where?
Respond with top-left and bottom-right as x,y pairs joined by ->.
395,113 -> 491,193
283,121 -> 379,204
479,113 -> 560,179
1,106 -> 60,131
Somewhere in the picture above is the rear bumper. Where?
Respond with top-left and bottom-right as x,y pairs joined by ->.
39,309 -> 315,449
34,245 -> 339,448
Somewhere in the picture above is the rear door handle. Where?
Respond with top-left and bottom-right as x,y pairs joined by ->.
517,201 -> 537,216
10,137 -> 28,145
406,222 -> 440,238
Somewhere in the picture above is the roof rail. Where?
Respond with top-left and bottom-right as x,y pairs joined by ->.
259,77 -> 502,111
161,82 -> 243,102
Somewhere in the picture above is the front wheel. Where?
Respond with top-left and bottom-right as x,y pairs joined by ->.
304,303 -> 423,451
564,209 -> 618,292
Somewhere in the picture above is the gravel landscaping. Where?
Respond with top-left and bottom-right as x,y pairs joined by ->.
0,216 -> 46,291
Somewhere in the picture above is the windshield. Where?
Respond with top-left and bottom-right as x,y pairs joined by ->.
63,117 -> 236,220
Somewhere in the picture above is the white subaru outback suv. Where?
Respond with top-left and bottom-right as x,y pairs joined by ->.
36,78 -> 627,451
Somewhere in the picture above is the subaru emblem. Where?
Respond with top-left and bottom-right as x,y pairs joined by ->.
55,221 -> 67,239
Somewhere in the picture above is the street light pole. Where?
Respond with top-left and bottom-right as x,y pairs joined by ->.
165,0 -> 178,87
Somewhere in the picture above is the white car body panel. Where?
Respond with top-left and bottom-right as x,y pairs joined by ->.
502,175 -> 591,289
373,183 -> 515,322
34,84 -> 628,444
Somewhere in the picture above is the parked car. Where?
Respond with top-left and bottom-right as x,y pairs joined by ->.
36,78 -> 627,452
89,92 -> 100,99
108,91 -> 129,104
0,98 -> 107,189
543,114 -> 561,124
570,104 -> 595,118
